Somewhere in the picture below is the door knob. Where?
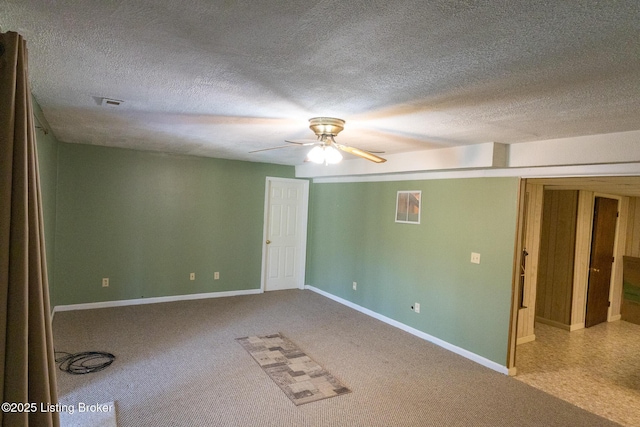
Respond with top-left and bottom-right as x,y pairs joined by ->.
590,267 -> 600,273
266,240 -> 271,244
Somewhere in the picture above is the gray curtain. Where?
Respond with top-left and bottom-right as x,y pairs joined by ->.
0,31 -> 59,427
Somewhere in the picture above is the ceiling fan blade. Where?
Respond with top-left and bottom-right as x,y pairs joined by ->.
284,139 -> 318,146
333,142 -> 387,163
250,139 -> 319,153
249,144 -> 301,153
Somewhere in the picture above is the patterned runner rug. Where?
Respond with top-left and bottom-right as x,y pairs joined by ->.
236,333 -> 351,405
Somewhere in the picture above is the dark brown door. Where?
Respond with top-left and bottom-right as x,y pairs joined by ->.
585,197 -> 618,328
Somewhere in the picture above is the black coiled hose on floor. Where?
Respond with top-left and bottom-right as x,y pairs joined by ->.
55,351 -> 115,375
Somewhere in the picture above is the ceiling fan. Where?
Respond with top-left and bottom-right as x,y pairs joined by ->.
250,117 -> 387,164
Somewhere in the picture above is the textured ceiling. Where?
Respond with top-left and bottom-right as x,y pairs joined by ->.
1,0 -> 639,165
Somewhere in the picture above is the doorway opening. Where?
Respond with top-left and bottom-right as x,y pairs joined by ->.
509,177 -> 640,426
512,181 -> 628,348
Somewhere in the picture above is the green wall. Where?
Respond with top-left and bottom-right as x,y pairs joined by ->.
33,99 -> 59,305
306,178 -> 520,365
34,107 -> 519,365
54,143 -> 294,305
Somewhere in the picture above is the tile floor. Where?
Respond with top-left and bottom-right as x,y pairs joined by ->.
515,320 -> 640,427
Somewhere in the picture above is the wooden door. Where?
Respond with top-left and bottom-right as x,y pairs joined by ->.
262,178 -> 309,291
585,197 -> 618,328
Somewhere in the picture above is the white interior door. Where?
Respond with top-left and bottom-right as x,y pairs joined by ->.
262,177 -> 309,291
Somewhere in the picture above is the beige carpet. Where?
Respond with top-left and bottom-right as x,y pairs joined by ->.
59,401 -> 116,427
53,289 -> 621,426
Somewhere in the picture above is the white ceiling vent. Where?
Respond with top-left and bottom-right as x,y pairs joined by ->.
100,97 -> 123,108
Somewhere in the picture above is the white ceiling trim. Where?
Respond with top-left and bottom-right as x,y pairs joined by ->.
309,163 -> 640,185
297,142 -> 506,178
508,130 -> 640,168
297,130 -> 640,179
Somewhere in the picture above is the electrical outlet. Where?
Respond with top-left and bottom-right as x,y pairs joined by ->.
353,281 -> 357,290
102,278 -> 109,287
414,302 -> 420,313
190,273 -> 195,281
214,272 -> 219,280
471,252 -> 481,264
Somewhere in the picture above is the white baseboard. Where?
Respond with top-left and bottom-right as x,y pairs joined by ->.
53,288 -> 263,314
570,322 -> 585,331
305,285 -> 509,375
609,314 -> 621,322
516,334 -> 536,345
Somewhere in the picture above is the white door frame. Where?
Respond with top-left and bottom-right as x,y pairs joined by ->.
260,177 -> 309,292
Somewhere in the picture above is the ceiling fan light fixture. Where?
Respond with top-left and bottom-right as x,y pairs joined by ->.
308,117 -> 345,137
324,145 -> 343,164
250,116 -> 386,164
307,145 -> 343,165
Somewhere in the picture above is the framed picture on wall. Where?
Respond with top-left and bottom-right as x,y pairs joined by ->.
396,191 -> 421,224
